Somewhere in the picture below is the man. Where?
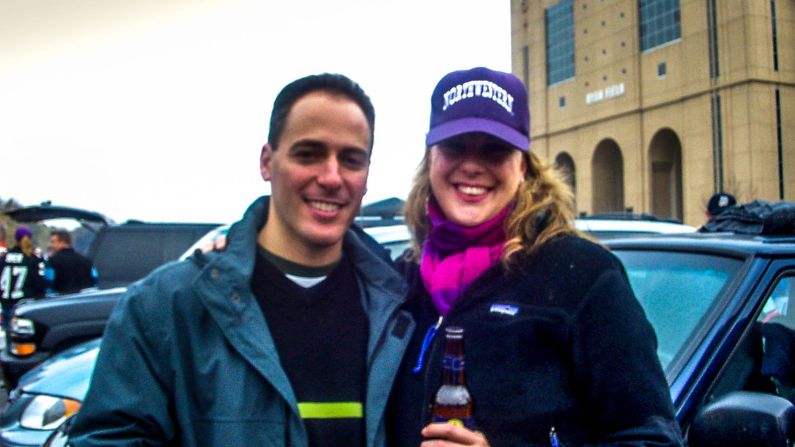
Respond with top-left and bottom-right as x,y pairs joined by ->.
46,229 -> 96,294
69,74 -> 414,446
0,226 -> 46,329
706,192 -> 737,222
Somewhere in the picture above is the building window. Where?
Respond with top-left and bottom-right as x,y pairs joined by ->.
707,0 -> 720,78
772,0 -> 779,71
545,0 -> 575,85
711,94 -> 724,192
657,62 -> 667,77
639,0 -> 681,51
776,89 -> 783,198
559,96 -> 566,108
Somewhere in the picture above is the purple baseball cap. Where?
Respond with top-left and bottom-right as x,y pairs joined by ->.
15,226 -> 32,242
426,67 -> 530,152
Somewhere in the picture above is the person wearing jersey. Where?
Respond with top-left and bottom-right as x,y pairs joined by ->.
69,73 -> 414,447
45,229 -> 96,294
0,226 -> 46,330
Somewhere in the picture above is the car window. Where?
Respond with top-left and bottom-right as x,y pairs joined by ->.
179,225 -> 229,260
758,276 -> 795,327
92,229 -> 202,287
755,274 -> 795,402
613,250 -> 744,370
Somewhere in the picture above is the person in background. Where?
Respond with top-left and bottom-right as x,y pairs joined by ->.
46,229 -> 97,294
705,192 -> 737,222
387,67 -> 683,446
0,226 -> 46,329
0,223 -> 8,255
69,73 -> 414,446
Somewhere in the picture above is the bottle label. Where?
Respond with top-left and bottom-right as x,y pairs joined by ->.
432,415 -> 477,430
442,354 -> 464,371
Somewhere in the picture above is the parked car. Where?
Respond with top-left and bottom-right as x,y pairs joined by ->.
605,231 -> 795,443
7,214 -> 795,445
1,204 -> 219,387
0,339 -> 98,447
3,204 -> 220,290
0,225 -> 229,446
575,212 -> 696,239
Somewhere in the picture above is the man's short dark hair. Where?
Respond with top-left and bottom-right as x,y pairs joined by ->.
51,229 -> 72,245
267,73 -> 375,151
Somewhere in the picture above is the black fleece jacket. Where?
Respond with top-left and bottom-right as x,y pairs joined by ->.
387,234 -> 683,446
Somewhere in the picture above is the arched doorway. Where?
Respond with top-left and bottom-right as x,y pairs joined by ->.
554,152 -> 576,199
649,129 -> 683,220
591,140 -> 624,213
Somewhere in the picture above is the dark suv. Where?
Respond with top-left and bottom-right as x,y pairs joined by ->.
602,225 -> 795,443
1,204 -> 219,386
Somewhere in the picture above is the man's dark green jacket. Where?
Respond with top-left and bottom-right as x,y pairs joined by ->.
69,196 -> 414,446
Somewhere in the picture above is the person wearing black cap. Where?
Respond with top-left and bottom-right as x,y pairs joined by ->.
0,226 -> 46,330
706,192 -> 737,221
387,67 -> 683,446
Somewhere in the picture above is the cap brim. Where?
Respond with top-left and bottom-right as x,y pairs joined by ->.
425,117 -> 529,152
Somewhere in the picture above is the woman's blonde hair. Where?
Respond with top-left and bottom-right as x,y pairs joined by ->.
404,148 -> 578,267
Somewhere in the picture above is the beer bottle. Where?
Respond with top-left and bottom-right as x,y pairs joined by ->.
431,326 -> 475,429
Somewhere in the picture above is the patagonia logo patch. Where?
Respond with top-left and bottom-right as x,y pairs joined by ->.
490,303 -> 519,316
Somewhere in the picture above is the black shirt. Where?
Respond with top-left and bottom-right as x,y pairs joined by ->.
251,248 -> 369,447
47,247 -> 95,294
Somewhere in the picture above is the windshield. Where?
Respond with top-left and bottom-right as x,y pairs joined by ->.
612,250 -> 744,370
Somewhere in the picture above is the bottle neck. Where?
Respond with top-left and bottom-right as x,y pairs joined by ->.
441,339 -> 466,386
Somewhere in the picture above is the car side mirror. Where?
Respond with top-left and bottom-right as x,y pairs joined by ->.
688,391 -> 795,447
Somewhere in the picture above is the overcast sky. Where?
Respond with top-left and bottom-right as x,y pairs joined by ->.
0,0 -> 511,224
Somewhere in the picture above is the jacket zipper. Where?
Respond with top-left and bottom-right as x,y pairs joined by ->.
411,316 -> 443,374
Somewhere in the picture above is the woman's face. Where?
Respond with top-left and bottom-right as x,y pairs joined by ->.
429,132 -> 527,227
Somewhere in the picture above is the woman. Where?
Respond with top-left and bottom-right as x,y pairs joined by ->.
387,67 -> 683,446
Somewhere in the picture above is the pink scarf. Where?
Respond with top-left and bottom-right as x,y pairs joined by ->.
420,200 -> 511,316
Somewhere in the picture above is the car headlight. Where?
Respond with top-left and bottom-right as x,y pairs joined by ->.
20,395 -> 81,430
11,317 -> 35,336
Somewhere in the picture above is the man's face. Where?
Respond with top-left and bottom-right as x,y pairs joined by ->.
48,235 -> 65,254
260,91 -> 371,263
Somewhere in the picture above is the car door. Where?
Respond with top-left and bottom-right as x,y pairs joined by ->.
696,260 -> 795,420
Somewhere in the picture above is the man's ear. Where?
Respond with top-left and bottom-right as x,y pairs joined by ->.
260,144 -> 274,181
